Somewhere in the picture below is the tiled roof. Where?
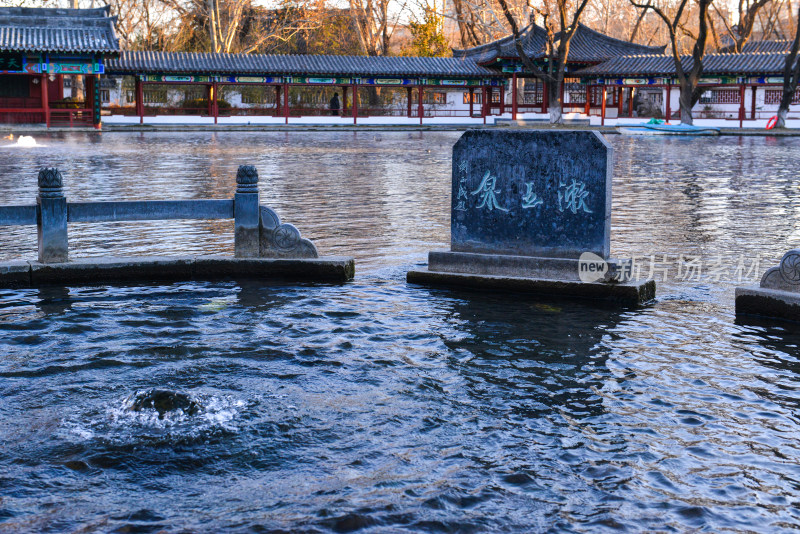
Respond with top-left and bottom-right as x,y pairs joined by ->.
452,23 -> 665,64
741,40 -> 794,53
0,6 -> 119,54
576,52 -> 797,77
106,51 -> 496,77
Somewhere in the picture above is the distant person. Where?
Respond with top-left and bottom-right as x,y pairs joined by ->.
329,93 -> 340,116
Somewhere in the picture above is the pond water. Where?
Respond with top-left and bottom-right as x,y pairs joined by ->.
1,132 -> 800,532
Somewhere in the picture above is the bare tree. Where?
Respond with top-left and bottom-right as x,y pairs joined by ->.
495,0 -> 591,124
630,0 -> 713,125
348,0 -> 407,55
777,3 -> 799,127
711,0 -> 773,52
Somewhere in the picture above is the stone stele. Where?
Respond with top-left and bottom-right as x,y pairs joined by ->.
408,130 -> 654,306
451,129 -> 611,259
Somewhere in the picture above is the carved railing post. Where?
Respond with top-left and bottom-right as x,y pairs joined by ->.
37,167 -> 68,263
234,165 -> 260,258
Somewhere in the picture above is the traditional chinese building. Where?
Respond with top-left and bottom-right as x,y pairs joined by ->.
576,49 -> 799,125
452,24 -> 666,117
0,6 -> 797,127
0,6 -> 119,127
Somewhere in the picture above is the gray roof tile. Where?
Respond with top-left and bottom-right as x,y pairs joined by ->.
741,40 -> 794,53
453,24 -> 665,64
576,52 -> 797,77
0,6 -> 119,54
106,50 -> 495,77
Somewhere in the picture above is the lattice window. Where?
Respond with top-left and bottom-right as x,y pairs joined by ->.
143,89 -> 167,104
699,89 -> 740,104
99,89 -> 110,103
587,86 -> 618,106
184,89 -> 204,101
765,89 -> 800,105
424,92 -> 447,105
522,81 -> 543,104
569,91 -> 587,104
241,90 -> 275,104
462,92 -> 482,104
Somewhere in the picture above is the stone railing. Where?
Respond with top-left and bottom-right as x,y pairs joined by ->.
0,165 -> 318,263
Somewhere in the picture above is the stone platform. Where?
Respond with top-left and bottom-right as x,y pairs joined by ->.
735,286 -> 800,322
0,255 -> 355,287
735,249 -> 800,323
407,269 -> 655,306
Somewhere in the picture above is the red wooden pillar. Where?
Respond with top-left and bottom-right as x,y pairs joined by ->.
601,85 -> 607,126
136,77 -> 144,124
283,83 -> 289,124
418,85 -> 424,125
739,84 -> 746,128
212,82 -> 219,124
511,73 -> 518,120
584,84 -> 591,116
352,83 -> 358,124
665,83 -> 671,121
275,85 -> 281,117
499,82 -> 505,115
469,87 -> 474,117
407,87 -> 413,118
617,87 -> 624,116
751,86 -> 757,120
41,74 -> 49,128
342,86 -> 348,114
482,86 -> 487,124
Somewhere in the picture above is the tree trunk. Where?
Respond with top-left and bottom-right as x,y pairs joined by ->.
547,80 -> 562,124
679,85 -> 694,125
775,106 -> 789,129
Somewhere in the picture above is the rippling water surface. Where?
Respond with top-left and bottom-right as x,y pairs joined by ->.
1,132 -> 800,532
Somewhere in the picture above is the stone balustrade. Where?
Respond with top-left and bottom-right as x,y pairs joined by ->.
0,166 -> 354,286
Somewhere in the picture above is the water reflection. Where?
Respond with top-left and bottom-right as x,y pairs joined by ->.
1,133 -> 800,531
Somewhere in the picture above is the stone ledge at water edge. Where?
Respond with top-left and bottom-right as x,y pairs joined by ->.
0,255 -> 355,287
407,270 -> 656,306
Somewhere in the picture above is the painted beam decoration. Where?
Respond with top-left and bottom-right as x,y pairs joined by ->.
41,57 -> 104,74
451,130 -> 612,259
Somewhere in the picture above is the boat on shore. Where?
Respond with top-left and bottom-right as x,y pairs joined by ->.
617,122 -> 721,136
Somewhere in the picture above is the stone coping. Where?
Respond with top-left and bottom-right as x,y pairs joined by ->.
407,269 -> 655,306
0,255 -> 355,287
735,286 -> 800,323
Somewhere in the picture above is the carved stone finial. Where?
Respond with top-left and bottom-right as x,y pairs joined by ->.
760,249 -> 800,292
37,167 -> 63,198
236,165 -> 258,193
258,206 -> 319,259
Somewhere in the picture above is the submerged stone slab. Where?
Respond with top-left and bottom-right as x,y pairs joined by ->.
194,256 -> 354,282
0,255 -> 354,287
735,249 -> 800,322
451,130 -> 612,259
30,256 -> 195,285
0,260 -> 32,287
735,286 -> 800,322
407,270 -> 655,306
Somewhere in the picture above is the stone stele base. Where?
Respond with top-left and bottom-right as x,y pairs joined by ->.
0,255 -> 355,287
407,251 -> 655,306
735,286 -> 800,322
